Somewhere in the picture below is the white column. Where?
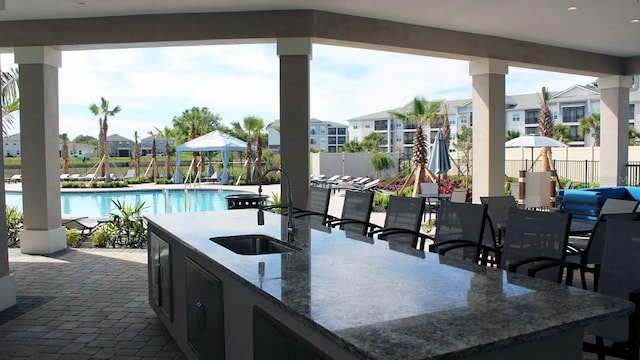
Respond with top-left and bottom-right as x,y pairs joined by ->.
15,46 -> 66,254
0,56 -> 16,312
277,38 -> 312,208
598,75 -> 633,186
469,59 -> 508,203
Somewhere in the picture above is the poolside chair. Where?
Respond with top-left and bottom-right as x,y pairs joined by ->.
449,188 -> 468,203
7,174 -> 21,183
62,216 -> 102,238
353,178 -> 381,192
290,186 -> 332,225
368,195 -> 428,250
580,218 -> 640,360
427,202 -> 491,264
326,190 -> 374,236
68,174 -> 82,181
420,182 -> 439,221
59,173 -> 70,181
598,198 -> 639,216
480,195 -> 517,245
122,169 -> 136,180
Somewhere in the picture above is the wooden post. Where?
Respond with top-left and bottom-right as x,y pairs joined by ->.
549,169 -> 557,208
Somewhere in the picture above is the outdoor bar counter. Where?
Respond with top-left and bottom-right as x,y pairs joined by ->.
145,209 -> 632,360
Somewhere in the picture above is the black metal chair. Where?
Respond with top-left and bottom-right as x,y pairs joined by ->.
368,195 -> 428,250
480,195 -> 517,246
583,217 -> 640,360
427,202 -> 491,264
290,186 -> 332,225
566,212 -> 640,290
438,208 -> 571,281
326,190 -> 374,236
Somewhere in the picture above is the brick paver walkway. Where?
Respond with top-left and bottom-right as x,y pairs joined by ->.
0,248 -> 185,360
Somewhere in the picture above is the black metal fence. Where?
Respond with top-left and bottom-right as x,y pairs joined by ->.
506,159 -> 640,186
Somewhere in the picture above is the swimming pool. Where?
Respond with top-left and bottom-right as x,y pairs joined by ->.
5,189 -> 248,217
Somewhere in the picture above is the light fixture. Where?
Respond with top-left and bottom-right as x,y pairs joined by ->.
74,0 -> 87,4
567,6 -> 578,11
632,18 -> 640,23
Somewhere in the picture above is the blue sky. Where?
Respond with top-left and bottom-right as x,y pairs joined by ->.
1,43 -> 596,141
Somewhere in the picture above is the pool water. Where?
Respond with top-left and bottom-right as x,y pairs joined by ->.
5,189 -> 247,217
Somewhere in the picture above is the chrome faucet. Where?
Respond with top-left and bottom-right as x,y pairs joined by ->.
258,168 -> 297,242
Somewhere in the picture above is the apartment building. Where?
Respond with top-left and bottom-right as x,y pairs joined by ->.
347,84 -> 640,157
267,118 -> 349,153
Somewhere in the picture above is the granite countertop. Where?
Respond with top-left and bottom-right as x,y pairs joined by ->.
146,209 -> 633,360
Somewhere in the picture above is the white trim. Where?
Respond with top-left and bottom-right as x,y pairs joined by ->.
14,46 -> 62,67
19,227 -> 67,255
0,273 -> 16,312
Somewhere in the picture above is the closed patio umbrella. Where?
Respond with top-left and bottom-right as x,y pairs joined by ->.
427,129 -> 451,175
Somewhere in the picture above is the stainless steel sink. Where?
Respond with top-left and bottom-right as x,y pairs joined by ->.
210,235 -> 300,255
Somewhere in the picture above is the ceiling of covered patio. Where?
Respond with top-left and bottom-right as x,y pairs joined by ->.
0,0 -> 638,75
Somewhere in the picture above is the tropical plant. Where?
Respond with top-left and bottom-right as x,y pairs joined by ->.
73,134 -> 98,145
231,116 -> 265,183
361,132 -> 385,152
553,124 -> 571,143
342,140 -> 363,153
1,68 -> 19,136
61,133 -> 69,174
505,130 -> 520,141
91,224 -> 114,248
579,112 -> 600,146
441,103 -> 451,149
454,126 -> 473,185
89,97 -> 121,177
630,126 -> 640,146
133,131 -> 141,177
110,200 -> 147,248
6,205 -> 23,247
537,86 -> 554,171
171,107 -> 222,144
155,126 -> 173,179
388,96 -> 443,196
147,130 -> 158,182
370,152 -> 394,179
65,229 -> 84,248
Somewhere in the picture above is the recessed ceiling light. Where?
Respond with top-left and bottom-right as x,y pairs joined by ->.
567,6 -> 578,11
631,19 -> 640,23
74,0 -> 87,4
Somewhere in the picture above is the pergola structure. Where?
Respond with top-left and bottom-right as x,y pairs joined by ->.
1,1 -> 639,311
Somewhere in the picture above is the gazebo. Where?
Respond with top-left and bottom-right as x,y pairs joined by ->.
172,130 -> 248,185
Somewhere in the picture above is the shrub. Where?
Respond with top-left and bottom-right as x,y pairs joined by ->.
66,229 -> 84,248
6,206 -> 23,247
155,177 -> 173,184
110,199 -> 148,248
91,224 -> 114,248
373,193 -> 390,210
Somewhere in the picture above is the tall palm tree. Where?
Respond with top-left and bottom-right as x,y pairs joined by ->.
133,131 -> 141,178
155,126 -> 173,179
1,68 -> 19,136
147,130 -> 158,182
537,87 -> 554,171
61,133 -> 69,174
89,97 -> 121,177
441,103 -> 451,149
231,116 -> 264,183
389,96 -> 443,196
553,124 -> 570,143
579,112 -> 600,146
506,130 -> 520,141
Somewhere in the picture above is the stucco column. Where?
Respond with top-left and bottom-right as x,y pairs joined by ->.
15,46 -> 66,254
277,38 -> 311,208
598,75 -> 632,186
470,59 -> 508,203
0,56 -> 16,312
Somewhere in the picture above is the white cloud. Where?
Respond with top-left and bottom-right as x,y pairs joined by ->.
2,44 -> 596,141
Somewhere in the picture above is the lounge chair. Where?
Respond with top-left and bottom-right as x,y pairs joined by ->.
122,169 -> 136,180
203,171 -> 220,183
59,173 -> 70,181
7,174 -> 21,183
353,178 -> 381,192
62,216 -> 103,238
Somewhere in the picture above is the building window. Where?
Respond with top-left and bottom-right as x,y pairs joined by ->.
337,128 -> 346,135
328,128 -> 337,135
311,129 -> 316,135
365,123 -> 371,129
630,104 -> 636,121
329,137 -> 337,144
525,109 -> 539,124
337,136 -> 346,144
310,138 -> 316,145
352,124 -> 358,129
374,120 -> 388,131
512,113 -> 521,122
459,115 -> 468,125
562,106 -> 585,123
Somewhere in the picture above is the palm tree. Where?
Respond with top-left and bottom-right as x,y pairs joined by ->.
132,131 -> 141,178
155,126 -> 173,179
89,97 -> 121,177
147,130 -> 158,182
1,68 -> 19,136
61,133 -> 69,174
553,124 -> 570,143
630,126 -> 640,146
538,87 -> 554,172
342,140 -> 363,153
505,130 -> 520,141
231,116 -> 264,182
441,103 -> 451,149
579,112 -> 600,146
389,96 -> 443,196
